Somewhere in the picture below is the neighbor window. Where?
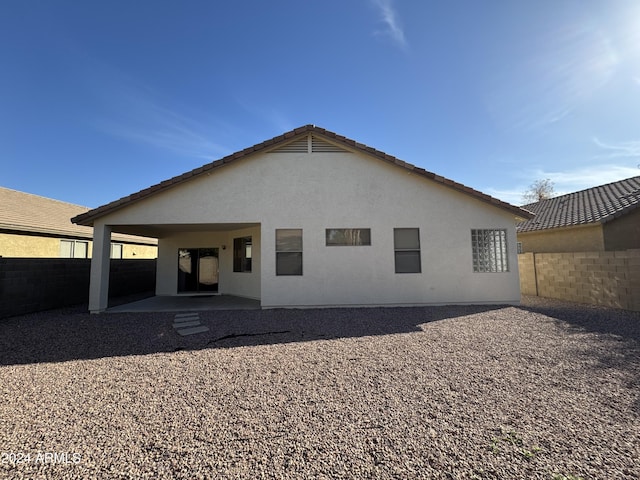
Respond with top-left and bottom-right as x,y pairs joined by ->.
394,228 -> 421,273
517,242 -> 523,254
276,229 -> 302,275
326,228 -> 371,246
471,229 -> 509,272
60,240 -> 88,258
233,236 -> 252,272
111,243 -> 123,259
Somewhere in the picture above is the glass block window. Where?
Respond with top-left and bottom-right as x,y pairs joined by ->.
471,229 -> 509,272
394,228 -> 421,273
276,229 -> 302,275
326,228 -> 371,246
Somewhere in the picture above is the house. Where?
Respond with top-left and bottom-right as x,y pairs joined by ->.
517,176 -> 640,253
72,125 -> 533,312
0,187 -> 157,259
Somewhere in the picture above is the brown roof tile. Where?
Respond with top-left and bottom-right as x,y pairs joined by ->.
72,125 -> 533,225
517,176 -> 640,233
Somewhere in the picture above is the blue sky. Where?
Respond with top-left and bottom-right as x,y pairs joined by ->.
2,0 -> 640,208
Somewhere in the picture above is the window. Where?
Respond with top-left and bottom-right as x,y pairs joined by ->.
233,236 -> 252,272
471,229 -> 509,272
276,229 -> 302,275
111,243 -> 123,259
517,242 -> 523,254
394,228 -> 421,273
326,228 -> 371,246
60,240 -> 88,258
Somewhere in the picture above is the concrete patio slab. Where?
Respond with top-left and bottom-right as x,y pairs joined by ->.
108,295 -> 261,313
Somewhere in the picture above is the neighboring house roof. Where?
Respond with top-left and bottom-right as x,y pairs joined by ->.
72,125 -> 533,226
517,176 -> 640,233
0,187 -> 157,245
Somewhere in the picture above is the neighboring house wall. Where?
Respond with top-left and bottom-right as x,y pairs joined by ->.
518,224 -> 604,253
92,148 -> 522,307
0,232 -> 157,259
0,233 -> 60,257
603,208 -> 640,251
518,251 -> 640,311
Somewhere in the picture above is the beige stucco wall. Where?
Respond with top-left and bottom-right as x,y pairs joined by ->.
118,243 -> 157,259
0,232 -> 157,259
0,233 -> 61,257
94,144 -> 522,307
518,224 -> 604,253
603,208 -> 640,251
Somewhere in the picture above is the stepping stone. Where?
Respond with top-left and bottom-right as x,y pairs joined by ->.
176,325 -> 210,336
174,317 -> 200,324
175,313 -> 200,320
173,320 -> 201,328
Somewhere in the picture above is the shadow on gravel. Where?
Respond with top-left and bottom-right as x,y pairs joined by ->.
519,298 -> 640,414
0,304 -> 505,366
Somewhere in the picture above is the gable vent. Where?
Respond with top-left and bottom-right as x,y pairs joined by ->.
311,135 -> 348,153
269,134 -> 350,153
271,136 -> 309,153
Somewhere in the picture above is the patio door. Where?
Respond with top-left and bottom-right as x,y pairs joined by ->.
177,248 -> 219,293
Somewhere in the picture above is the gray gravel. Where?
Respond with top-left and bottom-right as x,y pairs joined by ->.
1,296 -> 639,479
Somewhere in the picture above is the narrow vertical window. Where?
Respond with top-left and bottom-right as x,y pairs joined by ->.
471,229 -> 509,272
111,243 -> 123,259
394,228 -> 421,273
60,240 -> 74,258
233,236 -> 252,272
276,229 -> 303,275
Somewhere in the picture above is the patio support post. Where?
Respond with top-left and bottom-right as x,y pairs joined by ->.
89,223 -> 112,313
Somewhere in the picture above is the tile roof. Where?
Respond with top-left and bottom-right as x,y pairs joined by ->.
72,125 -> 533,226
517,176 -> 640,233
0,187 -> 157,245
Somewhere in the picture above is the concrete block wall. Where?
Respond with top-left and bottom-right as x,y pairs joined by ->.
518,250 -> 640,311
0,258 -> 156,318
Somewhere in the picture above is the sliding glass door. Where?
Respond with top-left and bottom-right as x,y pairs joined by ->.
177,248 -> 219,293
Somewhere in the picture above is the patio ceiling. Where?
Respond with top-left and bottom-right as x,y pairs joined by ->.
109,222 -> 260,238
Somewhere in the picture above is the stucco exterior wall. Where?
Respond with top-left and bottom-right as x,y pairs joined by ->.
517,224 -> 604,253
603,208 -> 640,251
95,147 -> 521,307
0,233 -> 60,257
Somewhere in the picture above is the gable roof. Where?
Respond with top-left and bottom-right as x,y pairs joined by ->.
517,176 -> 640,233
72,125 -> 533,226
0,187 -> 157,245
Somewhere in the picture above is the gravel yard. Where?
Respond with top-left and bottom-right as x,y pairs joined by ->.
1,296 -> 639,479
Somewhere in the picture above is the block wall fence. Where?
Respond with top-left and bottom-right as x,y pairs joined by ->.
0,258 -> 156,318
518,250 -> 640,311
